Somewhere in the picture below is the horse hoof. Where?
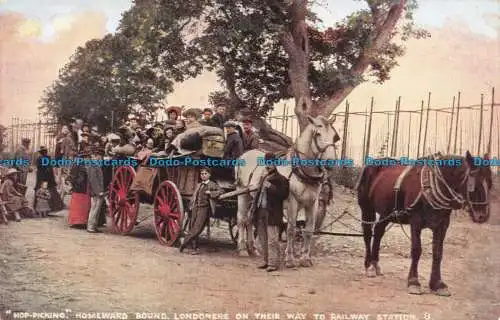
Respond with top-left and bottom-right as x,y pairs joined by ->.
408,285 -> 422,295
299,259 -> 313,267
375,267 -> 384,276
432,288 -> 451,297
365,266 -> 376,278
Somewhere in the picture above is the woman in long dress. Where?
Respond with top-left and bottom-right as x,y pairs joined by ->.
34,146 -> 64,212
67,151 -> 91,228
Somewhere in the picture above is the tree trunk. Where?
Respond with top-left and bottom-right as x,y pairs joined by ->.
281,0 -> 313,133
281,0 -> 407,126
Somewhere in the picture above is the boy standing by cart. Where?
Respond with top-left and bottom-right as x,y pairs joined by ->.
180,167 -> 223,254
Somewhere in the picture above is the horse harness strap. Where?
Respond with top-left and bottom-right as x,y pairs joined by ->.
420,165 -> 467,210
392,166 -> 420,214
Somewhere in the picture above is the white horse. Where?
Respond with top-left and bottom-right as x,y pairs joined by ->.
234,115 -> 339,267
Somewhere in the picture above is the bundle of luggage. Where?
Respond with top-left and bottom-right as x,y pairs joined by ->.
172,126 -> 225,158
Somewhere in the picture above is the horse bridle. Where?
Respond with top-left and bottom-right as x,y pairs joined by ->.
427,157 -> 489,212
293,126 -> 337,158
288,125 -> 337,183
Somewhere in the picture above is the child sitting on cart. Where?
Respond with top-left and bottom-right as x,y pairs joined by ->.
180,167 -> 224,254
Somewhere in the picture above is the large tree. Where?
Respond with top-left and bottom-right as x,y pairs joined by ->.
42,0 -> 428,145
116,0 -> 428,148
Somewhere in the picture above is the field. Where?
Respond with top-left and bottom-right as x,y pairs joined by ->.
0,174 -> 499,320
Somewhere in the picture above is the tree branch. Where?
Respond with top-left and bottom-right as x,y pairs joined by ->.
316,0 -> 406,117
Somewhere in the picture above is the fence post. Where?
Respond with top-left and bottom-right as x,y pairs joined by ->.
364,97 -> 374,162
417,100 -> 424,157
284,104 -> 289,136
10,117 -> 14,153
393,96 -> 401,157
446,96 -> 455,154
487,87 -> 495,155
422,92 -> 431,156
341,101 -> 350,160
453,92 -> 461,154
407,112 -> 412,157
362,107 -> 368,163
37,120 -> 42,152
478,94 -> 484,155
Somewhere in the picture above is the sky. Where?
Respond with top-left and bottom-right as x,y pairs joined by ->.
0,0 -> 499,158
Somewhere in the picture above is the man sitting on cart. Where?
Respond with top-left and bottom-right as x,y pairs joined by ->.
180,167 -> 224,255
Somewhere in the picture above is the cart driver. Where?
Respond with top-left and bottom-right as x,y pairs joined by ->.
180,167 -> 224,254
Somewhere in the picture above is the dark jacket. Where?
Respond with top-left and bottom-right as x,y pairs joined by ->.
223,132 -> 243,161
199,118 -> 214,126
211,113 -> 226,129
35,156 -> 57,189
69,164 -> 88,194
242,130 -> 259,151
189,180 -> 224,214
256,169 -> 289,226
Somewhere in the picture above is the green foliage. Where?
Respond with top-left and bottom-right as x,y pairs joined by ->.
40,0 -> 429,125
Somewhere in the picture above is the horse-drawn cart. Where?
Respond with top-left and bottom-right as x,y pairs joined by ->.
107,152 -> 242,246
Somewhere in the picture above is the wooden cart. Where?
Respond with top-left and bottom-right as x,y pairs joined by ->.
107,153 -> 241,246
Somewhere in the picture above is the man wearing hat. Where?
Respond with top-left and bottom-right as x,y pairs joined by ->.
182,108 -> 202,130
180,167 -> 224,254
0,168 -> 34,221
223,120 -> 244,162
211,104 -> 227,129
199,108 -> 214,126
241,117 -> 259,151
14,137 -> 32,185
86,147 -> 105,233
252,152 -> 289,272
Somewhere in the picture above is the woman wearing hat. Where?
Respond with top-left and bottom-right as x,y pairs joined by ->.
67,151 -> 91,228
0,168 -> 35,221
34,146 -> 64,212
166,106 -> 182,121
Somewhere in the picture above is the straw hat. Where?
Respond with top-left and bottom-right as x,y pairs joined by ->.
5,168 -> 19,176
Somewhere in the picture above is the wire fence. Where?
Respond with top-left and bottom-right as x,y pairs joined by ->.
3,88 -> 498,187
266,88 -> 499,164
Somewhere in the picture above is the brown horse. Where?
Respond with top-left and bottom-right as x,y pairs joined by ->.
356,151 -> 492,296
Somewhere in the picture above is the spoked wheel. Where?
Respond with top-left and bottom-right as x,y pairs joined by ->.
108,166 -> 139,234
153,180 -> 184,246
229,217 -> 238,244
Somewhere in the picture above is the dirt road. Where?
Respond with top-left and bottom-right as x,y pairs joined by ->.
0,177 -> 499,320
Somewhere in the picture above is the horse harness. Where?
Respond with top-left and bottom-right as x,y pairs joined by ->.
392,160 -> 484,216
287,127 -> 337,185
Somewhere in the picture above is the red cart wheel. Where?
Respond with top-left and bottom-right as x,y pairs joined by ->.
108,166 -> 139,234
153,180 -> 184,246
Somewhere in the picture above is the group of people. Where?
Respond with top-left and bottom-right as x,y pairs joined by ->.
0,103 -> 334,271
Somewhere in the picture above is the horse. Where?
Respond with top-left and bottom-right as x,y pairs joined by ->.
235,115 -> 340,267
356,151 -> 492,296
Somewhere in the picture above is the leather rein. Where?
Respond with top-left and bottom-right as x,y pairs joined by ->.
417,156 -> 489,212
287,127 -> 337,185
